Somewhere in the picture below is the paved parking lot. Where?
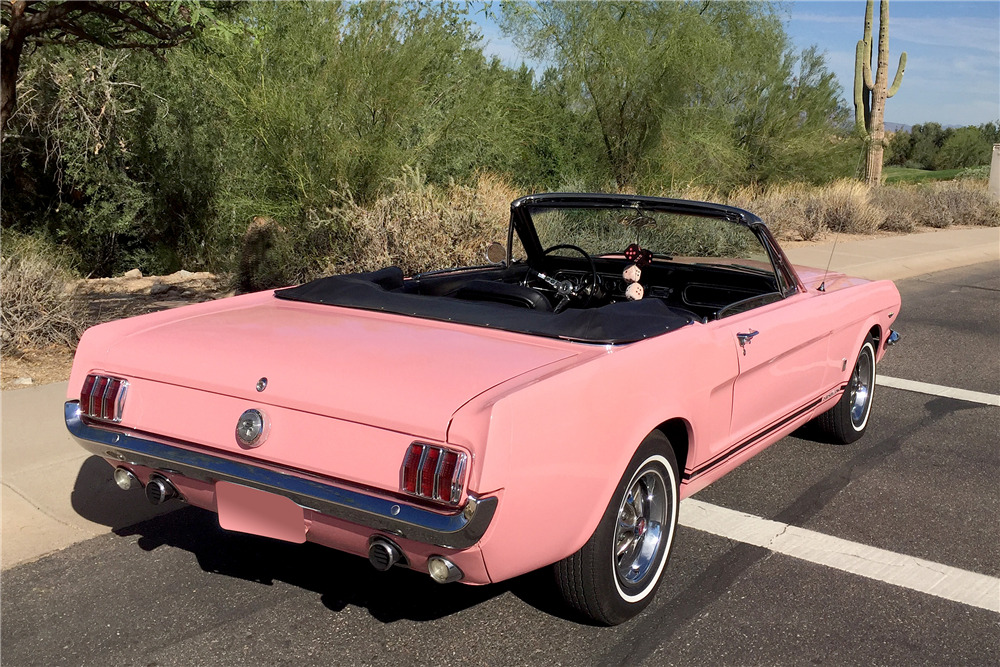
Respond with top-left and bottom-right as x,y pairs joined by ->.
2,261 -> 998,666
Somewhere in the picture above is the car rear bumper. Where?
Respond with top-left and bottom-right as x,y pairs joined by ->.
64,401 -> 496,550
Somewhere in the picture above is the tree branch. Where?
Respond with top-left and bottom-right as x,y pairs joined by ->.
17,1 -> 90,37
84,1 -> 191,42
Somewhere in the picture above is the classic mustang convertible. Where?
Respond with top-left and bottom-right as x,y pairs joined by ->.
67,194 -> 900,624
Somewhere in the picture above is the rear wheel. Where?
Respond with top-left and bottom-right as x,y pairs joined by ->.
554,432 -> 679,625
814,335 -> 877,444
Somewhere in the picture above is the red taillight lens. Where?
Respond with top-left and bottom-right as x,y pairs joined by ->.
419,447 -> 441,497
437,451 -> 459,503
90,376 -> 109,415
80,373 -> 128,423
400,443 -> 467,506
80,375 -> 96,411
402,444 -> 421,493
102,379 -> 122,420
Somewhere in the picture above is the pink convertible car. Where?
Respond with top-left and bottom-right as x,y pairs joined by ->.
67,194 -> 901,624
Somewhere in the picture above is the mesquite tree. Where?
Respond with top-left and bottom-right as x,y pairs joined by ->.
0,1 -> 225,135
854,0 -> 906,185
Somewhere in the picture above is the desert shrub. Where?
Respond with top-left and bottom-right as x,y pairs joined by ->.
233,217 -> 298,293
1,232 -> 90,351
736,183 -> 815,240
658,179 -> 999,243
324,169 -> 516,276
227,169 -> 518,287
918,181 -> 1000,228
803,180 -> 885,234
868,186 -> 919,232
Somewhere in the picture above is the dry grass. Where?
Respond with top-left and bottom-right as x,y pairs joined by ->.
722,178 -> 998,240
918,180 -> 1000,228
1,233 -> 90,353
326,169 -> 516,275
313,174 -> 997,277
867,186 -> 922,232
235,171 -> 997,287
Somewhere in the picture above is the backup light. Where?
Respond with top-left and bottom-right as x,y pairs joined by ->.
401,443 -> 467,506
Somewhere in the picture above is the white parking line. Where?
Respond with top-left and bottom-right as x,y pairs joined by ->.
877,375 -> 1000,407
680,499 -> 1000,613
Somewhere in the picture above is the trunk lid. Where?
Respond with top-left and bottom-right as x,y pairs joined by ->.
102,293 -> 581,439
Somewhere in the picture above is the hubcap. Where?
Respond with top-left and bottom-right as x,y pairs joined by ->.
614,469 -> 667,587
849,348 -> 874,428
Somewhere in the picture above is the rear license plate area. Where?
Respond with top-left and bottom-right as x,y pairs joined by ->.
216,481 -> 306,543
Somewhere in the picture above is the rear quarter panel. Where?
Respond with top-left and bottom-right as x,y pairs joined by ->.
448,323 -> 740,582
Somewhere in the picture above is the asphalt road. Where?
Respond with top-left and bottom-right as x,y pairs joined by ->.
2,262 -> 998,666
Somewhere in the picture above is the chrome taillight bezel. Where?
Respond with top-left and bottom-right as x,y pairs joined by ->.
400,442 -> 468,506
80,373 -> 129,423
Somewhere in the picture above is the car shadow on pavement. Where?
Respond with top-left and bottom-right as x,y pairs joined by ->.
70,456 -> 175,529
84,492 -> 501,623
71,456 -> 581,624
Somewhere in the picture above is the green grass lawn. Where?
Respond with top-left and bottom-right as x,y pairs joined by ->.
883,167 -> 966,184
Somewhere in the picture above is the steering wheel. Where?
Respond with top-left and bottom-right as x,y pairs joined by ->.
526,244 -> 599,313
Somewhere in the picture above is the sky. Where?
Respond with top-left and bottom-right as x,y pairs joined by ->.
473,1 -> 1000,128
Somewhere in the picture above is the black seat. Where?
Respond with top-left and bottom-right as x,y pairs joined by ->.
453,280 -> 552,311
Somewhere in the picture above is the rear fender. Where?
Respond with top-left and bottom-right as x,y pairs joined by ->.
451,325 -> 732,583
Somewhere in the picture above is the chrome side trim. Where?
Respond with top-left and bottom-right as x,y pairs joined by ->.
65,401 -> 496,550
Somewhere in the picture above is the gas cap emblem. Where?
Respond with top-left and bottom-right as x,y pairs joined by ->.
236,409 -> 267,448
256,377 -> 268,392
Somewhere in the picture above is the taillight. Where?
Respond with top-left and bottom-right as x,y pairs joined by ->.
80,373 -> 128,423
400,443 -> 467,506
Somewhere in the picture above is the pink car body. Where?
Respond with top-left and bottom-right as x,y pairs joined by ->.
66,194 -> 901,624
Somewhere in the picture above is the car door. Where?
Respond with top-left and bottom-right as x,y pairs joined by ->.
719,291 -> 833,450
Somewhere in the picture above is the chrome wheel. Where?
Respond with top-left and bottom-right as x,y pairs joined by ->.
555,436 -> 679,625
614,468 -> 668,588
811,335 -> 878,444
849,343 -> 875,430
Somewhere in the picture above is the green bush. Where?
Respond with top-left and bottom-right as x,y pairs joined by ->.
957,165 -> 990,181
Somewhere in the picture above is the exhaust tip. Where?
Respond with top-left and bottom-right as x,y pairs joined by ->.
113,467 -> 140,491
145,476 -> 177,505
427,556 -> 463,583
369,538 -> 404,571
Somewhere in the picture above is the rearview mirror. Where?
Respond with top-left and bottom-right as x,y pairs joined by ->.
486,242 -> 506,265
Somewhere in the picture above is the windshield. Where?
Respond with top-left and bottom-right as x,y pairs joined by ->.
527,206 -> 770,268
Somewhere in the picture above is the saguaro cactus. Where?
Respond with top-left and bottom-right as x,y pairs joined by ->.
854,0 -> 906,186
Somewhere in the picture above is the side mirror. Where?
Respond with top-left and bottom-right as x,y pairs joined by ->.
486,241 -> 506,265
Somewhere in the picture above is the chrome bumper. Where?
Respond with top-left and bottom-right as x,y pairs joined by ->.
65,401 -> 496,550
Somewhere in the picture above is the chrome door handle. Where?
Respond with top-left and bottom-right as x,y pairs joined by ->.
737,330 -> 759,355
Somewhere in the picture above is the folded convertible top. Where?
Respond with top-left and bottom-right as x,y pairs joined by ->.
275,268 -> 695,344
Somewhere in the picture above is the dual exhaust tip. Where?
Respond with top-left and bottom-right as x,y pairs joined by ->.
369,537 -> 463,583
115,467 -> 463,583
113,467 -> 177,505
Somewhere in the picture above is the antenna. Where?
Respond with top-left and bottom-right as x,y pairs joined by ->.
820,143 -> 869,292
817,230 -> 841,292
